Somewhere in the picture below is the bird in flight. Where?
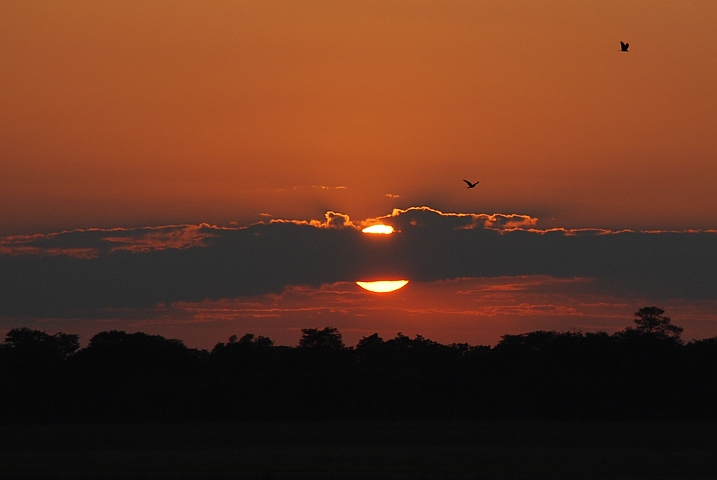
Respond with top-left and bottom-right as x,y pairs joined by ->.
463,180 -> 479,189
620,41 -> 629,52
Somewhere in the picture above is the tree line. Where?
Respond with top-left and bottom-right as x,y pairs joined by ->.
1,307 -> 716,423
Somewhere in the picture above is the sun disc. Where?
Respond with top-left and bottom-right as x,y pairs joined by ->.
356,280 -> 409,293
362,224 -> 394,234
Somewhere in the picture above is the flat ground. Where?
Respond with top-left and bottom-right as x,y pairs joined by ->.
1,422 -> 715,479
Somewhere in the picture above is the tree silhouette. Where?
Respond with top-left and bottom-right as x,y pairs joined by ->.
356,333 -> 384,350
629,307 -> 683,342
4,327 -> 79,359
228,333 -> 274,348
298,327 -> 345,350
0,328 -> 80,421
4,307 -> 717,424
68,331 -> 206,421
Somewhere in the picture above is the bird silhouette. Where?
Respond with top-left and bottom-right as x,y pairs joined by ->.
620,41 -> 629,52
463,180 -> 479,189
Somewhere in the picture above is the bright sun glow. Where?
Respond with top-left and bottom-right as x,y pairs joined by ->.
356,280 -> 409,293
362,224 -> 394,234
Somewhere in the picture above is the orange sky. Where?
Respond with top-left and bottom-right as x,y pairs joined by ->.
2,1 -> 717,347
2,1 -> 716,236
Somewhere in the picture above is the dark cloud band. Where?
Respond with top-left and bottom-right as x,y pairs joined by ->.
1,207 -> 715,317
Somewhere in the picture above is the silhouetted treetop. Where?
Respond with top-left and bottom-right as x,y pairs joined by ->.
3,327 -> 79,359
211,333 -> 275,356
231,333 -> 274,347
387,333 -> 440,350
356,333 -> 384,350
88,330 -> 187,349
78,330 -> 205,371
299,327 -> 345,350
627,306 -> 683,342
496,330 -> 573,350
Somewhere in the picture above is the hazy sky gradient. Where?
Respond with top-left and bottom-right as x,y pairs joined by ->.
2,1 -> 716,235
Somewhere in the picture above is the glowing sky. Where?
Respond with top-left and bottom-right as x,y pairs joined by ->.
1,1 -> 716,347
3,1 -> 716,235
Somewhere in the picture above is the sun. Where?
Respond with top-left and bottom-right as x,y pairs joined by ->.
362,224 -> 394,234
356,280 -> 409,293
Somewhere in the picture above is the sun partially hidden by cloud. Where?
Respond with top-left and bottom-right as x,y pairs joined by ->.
362,225 -> 394,234
356,280 -> 409,293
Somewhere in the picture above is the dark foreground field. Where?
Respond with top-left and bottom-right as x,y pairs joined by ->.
2,422 -> 716,479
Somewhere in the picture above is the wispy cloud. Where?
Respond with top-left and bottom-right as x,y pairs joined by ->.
310,185 -> 347,190
269,211 -> 356,229
0,224 -> 217,258
103,224 -> 215,253
0,244 -> 99,259
360,206 -> 538,230
275,185 -> 347,192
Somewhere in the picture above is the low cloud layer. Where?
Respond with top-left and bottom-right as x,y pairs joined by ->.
2,207 -> 716,318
